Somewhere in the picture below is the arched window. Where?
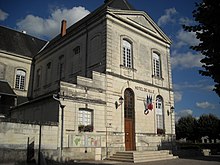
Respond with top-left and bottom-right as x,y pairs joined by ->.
123,39 -> 132,68
156,96 -> 164,134
46,62 -> 52,85
36,68 -> 41,88
15,69 -> 26,90
58,55 -> 65,80
124,88 -> 135,119
153,52 -> 161,77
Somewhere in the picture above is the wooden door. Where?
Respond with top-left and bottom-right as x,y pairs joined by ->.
124,88 -> 135,151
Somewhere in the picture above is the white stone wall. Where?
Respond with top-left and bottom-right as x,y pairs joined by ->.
0,121 -> 58,150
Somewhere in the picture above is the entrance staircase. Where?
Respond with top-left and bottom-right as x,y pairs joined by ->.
108,150 -> 178,163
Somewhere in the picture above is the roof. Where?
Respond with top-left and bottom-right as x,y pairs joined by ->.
0,81 -> 17,97
41,0 -> 135,53
105,0 -> 135,10
40,0 -> 170,54
0,26 -> 47,58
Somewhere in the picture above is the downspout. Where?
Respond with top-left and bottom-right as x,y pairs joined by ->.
30,57 -> 35,99
85,23 -> 89,77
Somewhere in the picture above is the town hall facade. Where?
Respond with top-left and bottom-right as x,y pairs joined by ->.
8,0 -> 175,160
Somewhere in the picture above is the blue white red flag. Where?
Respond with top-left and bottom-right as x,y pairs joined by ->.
144,95 -> 153,115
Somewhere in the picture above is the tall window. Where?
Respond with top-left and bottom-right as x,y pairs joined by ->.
0,63 -> 5,80
36,69 -> 41,88
58,55 -> 65,80
156,96 -> 164,134
153,52 -> 161,77
123,39 -> 132,68
15,69 -> 26,90
72,46 -> 81,73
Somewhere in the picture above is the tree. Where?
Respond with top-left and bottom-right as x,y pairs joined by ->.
176,115 -> 198,142
197,114 -> 220,142
183,0 -> 220,96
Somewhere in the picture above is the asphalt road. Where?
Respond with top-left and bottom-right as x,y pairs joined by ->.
72,156 -> 220,165
1,155 -> 220,165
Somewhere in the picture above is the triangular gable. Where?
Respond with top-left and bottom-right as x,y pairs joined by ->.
108,10 -> 171,44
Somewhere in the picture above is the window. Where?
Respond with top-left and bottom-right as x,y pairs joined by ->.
78,108 -> 93,132
45,62 -> 51,84
36,69 -> 41,88
124,88 -> 135,119
58,55 -> 65,80
73,46 -> 80,55
0,63 -> 5,80
153,52 -> 161,77
156,96 -> 164,134
15,69 -> 26,90
123,39 -> 132,68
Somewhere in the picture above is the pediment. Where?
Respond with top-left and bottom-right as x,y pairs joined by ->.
127,15 -> 156,32
109,11 -> 171,44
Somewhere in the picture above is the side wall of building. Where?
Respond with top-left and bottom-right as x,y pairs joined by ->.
0,51 -> 32,102
31,16 -> 107,99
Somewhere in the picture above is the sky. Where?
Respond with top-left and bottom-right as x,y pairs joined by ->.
0,0 -> 219,120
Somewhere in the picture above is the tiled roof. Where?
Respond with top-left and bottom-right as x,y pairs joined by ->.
0,26 -> 47,58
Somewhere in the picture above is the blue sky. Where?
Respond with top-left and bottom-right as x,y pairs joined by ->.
0,0 -> 219,120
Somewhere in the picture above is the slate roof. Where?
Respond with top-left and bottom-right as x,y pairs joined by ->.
0,81 -> 17,97
41,0 -> 135,53
0,26 -> 47,58
105,0 -> 135,10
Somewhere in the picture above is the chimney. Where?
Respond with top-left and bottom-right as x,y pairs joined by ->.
61,20 -> 67,37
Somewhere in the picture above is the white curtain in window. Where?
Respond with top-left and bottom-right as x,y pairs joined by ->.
123,40 -> 132,68
153,52 -> 161,77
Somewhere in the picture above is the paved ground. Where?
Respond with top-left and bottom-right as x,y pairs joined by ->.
1,155 -> 220,165
74,156 -> 220,165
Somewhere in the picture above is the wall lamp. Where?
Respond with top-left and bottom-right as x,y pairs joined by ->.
167,106 -> 175,116
115,96 -> 124,109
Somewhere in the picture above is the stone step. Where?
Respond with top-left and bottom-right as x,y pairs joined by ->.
108,156 -> 178,163
108,150 -> 178,163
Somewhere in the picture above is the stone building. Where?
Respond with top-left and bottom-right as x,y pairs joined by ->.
0,26 -> 46,115
10,0 -> 175,160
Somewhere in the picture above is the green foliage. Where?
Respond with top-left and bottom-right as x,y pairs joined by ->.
183,0 -> 220,96
176,114 -> 220,142
197,114 -> 220,140
176,115 -> 198,142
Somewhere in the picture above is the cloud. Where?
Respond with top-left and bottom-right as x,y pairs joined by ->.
16,6 -> 90,39
179,17 -> 194,26
157,8 -> 177,26
175,29 -> 200,48
196,101 -> 215,109
0,9 -> 9,21
171,50 -> 202,69
174,91 -> 182,102
175,109 -> 193,121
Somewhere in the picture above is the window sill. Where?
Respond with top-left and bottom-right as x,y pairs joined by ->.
152,75 -> 164,80
14,88 -> 26,91
120,65 -> 137,72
